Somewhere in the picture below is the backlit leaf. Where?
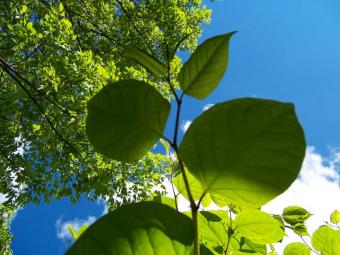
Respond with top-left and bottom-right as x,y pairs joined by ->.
198,210 -> 239,253
234,210 -> 285,245
330,209 -> 340,224
311,225 -> 340,255
179,32 -> 236,99
66,202 -> 194,255
125,46 -> 167,78
283,242 -> 310,255
173,170 -> 212,207
86,80 -> 170,162
282,206 -> 311,225
179,98 -> 306,208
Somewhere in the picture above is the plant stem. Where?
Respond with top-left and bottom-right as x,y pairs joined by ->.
166,47 -> 199,255
224,208 -> 233,255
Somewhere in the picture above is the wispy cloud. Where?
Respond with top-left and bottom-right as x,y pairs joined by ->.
181,120 -> 192,133
203,103 -> 214,111
55,216 -> 96,240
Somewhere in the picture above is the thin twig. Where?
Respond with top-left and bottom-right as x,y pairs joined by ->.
0,58 -> 78,154
0,56 -> 70,115
116,0 -> 155,55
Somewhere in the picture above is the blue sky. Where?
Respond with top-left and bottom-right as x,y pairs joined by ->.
10,0 -> 340,254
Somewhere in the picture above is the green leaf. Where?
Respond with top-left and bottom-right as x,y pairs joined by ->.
125,46 -> 167,78
32,124 -> 41,133
234,210 -> 285,245
153,195 -> 177,210
86,80 -> 170,162
160,138 -> 171,156
66,202 -> 194,255
179,32 -> 236,99
311,225 -> 340,255
77,225 -> 88,237
232,252 -> 262,255
173,170 -> 212,207
198,211 -> 228,246
200,244 -> 215,255
68,225 -> 78,239
283,206 -> 311,225
240,237 -> 267,254
68,224 -> 89,240
27,22 -> 36,35
20,5 -> 28,14
330,209 -> 340,224
293,223 -> 309,236
198,210 -> 239,253
179,98 -> 306,208
283,242 -> 310,255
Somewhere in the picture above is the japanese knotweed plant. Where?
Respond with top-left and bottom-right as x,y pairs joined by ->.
65,33 -> 339,255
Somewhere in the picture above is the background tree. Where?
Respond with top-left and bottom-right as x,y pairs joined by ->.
0,203 -> 15,255
0,0 -> 210,209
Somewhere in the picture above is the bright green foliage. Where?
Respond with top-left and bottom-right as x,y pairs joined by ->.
86,80 -> 170,162
330,209 -> 340,224
66,202 -> 194,255
198,210 -> 238,253
311,225 -> 340,255
197,210 -> 269,254
234,210 -> 285,245
283,242 -> 310,255
173,170 -> 212,207
68,224 -> 89,240
282,206 -> 311,225
179,98 -> 306,208
179,33 -> 235,99
0,203 -> 15,255
0,0 -> 211,209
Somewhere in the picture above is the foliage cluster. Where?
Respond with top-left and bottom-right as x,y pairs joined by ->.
65,28 -> 340,255
0,0 -> 210,208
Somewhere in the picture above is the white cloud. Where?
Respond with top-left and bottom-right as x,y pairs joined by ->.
263,146 -> 340,253
0,193 -> 7,203
181,120 -> 192,133
55,215 -> 96,240
203,103 -> 214,111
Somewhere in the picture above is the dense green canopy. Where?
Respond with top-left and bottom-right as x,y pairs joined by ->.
0,0 -> 210,209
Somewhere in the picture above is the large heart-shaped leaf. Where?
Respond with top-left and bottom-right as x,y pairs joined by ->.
234,210 -> 285,245
66,202 -> 194,255
86,80 -> 170,162
179,32 -> 236,99
179,98 -> 306,208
